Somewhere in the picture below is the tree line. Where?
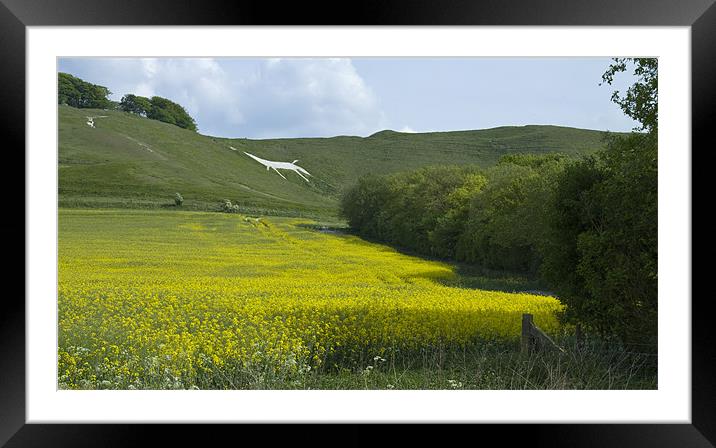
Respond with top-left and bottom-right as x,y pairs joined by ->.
340,154 -> 568,274
58,72 -> 114,109
58,72 -> 197,131
119,94 -> 197,131
340,58 -> 657,345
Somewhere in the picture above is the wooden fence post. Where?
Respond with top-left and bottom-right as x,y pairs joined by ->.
521,313 -> 534,354
521,313 -> 565,355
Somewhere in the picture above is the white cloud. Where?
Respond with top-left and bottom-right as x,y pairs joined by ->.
59,57 -> 387,138
234,58 -> 387,138
399,125 -> 417,133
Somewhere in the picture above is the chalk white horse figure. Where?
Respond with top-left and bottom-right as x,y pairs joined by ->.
85,116 -> 108,128
243,151 -> 312,182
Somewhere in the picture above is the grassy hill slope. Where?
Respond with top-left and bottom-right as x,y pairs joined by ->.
59,105 -> 614,217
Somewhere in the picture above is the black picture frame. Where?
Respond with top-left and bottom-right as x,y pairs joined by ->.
3,0 -> 711,446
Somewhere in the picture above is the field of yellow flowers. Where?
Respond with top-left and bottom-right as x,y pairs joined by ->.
58,209 -> 564,389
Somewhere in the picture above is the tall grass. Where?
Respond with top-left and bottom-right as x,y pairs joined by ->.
95,339 -> 655,390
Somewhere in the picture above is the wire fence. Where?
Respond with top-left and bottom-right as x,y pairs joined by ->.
521,313 -> 658,357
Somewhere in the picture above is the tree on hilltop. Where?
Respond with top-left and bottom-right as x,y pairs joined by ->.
58,72 -> 113,109
148,96 -> 198,131
119,94 -> 152,116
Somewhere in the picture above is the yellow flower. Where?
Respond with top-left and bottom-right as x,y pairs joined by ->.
58,209 -> 563,389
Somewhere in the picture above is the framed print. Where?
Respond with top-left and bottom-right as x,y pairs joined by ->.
3,0 -> 713,446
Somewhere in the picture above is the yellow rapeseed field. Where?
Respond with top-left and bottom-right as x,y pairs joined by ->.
58,209 -> 564,389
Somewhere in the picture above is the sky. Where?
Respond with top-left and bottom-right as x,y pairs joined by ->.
57,57 -> 639,139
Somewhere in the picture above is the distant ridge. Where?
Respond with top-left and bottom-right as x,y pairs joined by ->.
59,105 -> 618,217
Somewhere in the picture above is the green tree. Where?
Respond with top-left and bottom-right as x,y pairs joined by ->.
341,166 -> 485,257
58,73 -> 80,106
342,155 -> 564,273
340,174 -> 397,241
600,58 -> 658,132
541,58 -> 658,343
58,72 -> 113,109
429,172 -> 487,258
540,157 -> 605,329
386,166 -> 483,255
148,96 -> 197,131
119,94 -> 152,116
457,154 -> 566,273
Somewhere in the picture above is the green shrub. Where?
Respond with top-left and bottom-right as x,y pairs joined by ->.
541,133 -> 657,344
220,199 -> 240,213
174,193 -> 184,206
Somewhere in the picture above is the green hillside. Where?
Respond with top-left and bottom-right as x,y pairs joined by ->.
59,105 -> 614,217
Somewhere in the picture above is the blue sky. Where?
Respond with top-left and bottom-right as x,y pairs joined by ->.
58,57 -> 639,139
